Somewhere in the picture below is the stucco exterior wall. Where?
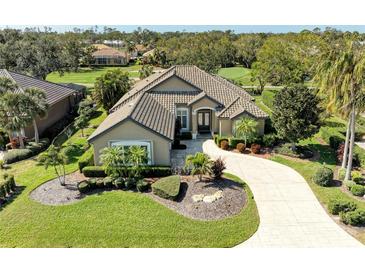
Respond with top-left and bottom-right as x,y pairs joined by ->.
24,97 -> 71,138
151,75 -> 199,92
90,119 -> 171,166
219,114 -> 265,136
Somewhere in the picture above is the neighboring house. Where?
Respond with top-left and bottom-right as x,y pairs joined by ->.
142,49 -> 155,62
0,69 -> 82,138
88,65 -> 268,166
92,45 -> 129,66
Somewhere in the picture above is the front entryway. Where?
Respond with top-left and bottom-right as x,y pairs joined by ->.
197,110 -> 211,133
171,138 -> 209,169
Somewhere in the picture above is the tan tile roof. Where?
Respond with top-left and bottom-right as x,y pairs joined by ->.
0,69 -> 76,105
92,47 -> 127,58
91,65 -> 268,141
88,93 -> 175,142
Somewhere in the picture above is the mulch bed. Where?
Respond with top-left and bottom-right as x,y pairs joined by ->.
30,172 -> 87,206
147,175 -> 247,221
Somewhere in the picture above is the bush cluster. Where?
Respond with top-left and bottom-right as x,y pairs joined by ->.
251,143 -> 261,154
328,199 -> 357,215
274,143 -> 313,159
78,147 -> 94,172
3,138 -> 50,164
220,140 -> 229,150
82,165 -> 172,178
77,176 -> 150,194
0,174 -> 16,204
152,175 -> 181,200
350,184 -> 365,197
312,166 -> 333,187
340,209 -> 365,226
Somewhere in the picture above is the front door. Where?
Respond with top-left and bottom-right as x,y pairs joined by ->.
197,110 -> 211,133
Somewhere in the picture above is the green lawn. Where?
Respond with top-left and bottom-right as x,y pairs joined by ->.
218,66 -> 258,86
46,65 -> 142,87
271,135 -> 365,244
0,108 -> 259,247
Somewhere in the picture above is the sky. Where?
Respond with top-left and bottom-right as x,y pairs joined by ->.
1,25 -> 365,33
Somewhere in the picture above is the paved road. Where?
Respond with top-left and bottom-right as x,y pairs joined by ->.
203,140 -> 363,247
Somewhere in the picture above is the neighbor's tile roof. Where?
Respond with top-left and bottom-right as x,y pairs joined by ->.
92,47 -> 127,58
88,93 -> 175,142
0,69 -> 77,105
91,65 -> 267,141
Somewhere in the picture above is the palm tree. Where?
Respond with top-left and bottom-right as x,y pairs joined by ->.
128,145 -> 148,177
316,40 -> 365,180
24,88 -> 48,143
234,117 -> 258,146
185,152 -> 213,182
100,146 -> 127,177
0,93 -> 32,148
0,77 -> 18,95
38,145 -> 67,186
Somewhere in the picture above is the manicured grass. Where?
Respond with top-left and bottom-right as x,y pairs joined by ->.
271,135 -> 365,244
252,95 -> 272,115
0,108 -> 259,248
261,89 -> 276,110
218,66 -> 257,86
46,65 -> 142,86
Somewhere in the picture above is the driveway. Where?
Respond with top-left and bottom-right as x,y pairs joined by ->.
203,140 -> 362,247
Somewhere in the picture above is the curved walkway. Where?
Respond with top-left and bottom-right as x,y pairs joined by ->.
203,140 -> 362,247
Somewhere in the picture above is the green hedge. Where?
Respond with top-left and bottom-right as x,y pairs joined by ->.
78,147 -> 94,172
152,175 -> 181,200
82,165 -> 172,178
340,209 -> 365,226
328,199 -> 357,215
3,138 -> 49,164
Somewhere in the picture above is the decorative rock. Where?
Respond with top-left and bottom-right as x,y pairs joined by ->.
203,195 -> 216,203
192,194 -> 204,202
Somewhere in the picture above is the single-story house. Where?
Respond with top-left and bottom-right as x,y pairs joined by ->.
88,65 -> 268,166
0,69 -> 82,138
92,45 -> 129,66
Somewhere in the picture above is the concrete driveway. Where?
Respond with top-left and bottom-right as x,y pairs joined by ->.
203,140 -> 363,247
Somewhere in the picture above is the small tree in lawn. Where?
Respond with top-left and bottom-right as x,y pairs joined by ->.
38,145 -> 68,186
128,145 -> 148,178
100,146 -> 128,178
234,117 -> 258,146
74,113 -> 89,137
185,152 -> 213,182
272,85 -> 322,151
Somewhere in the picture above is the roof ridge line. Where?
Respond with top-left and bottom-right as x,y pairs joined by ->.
0,69 -> 25,93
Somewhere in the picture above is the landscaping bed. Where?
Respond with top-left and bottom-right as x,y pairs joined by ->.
148,175 -> 246,220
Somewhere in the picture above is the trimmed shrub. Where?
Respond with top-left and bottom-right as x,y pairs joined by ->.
216,136 -> 229,146
95,179 -> 104,188
211,158 -> 226,179
220,140 -> 229,150
312,166 -> 333,186
136,179 -> 149,192
328,199 -> 357,215
87,178 -> 97,190
236,143 -> 245,153
5,175 -> 16,191
152,175 -> 181,200
340,209 -> 365,226
350,184 -> 365,197
229,137 -> 245,148
77,181 -> 89,193
251,143 -> 261,154
351,171 -> 363,184
344,180 -> 356,190
82,165 -> 171,178
329,136 -> 344,150
3,138 -> 50,164
262,133 -> 280,147
82,166 -> 107,177
113,177 -> 125,189
103,177 -> 114,188
125,177 -> 137,190
78,147 -> 94,172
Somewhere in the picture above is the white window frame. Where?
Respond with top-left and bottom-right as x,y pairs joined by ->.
176,107 -> 189,131
108,140 -> 153,165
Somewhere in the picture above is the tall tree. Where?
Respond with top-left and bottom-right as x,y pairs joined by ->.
272,85 -> 322,150
0,93 -> 33,148
234,34 -> 265,68
24,87 -> 48,143
93,69 -> 132,111
316,40 -> 365,180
